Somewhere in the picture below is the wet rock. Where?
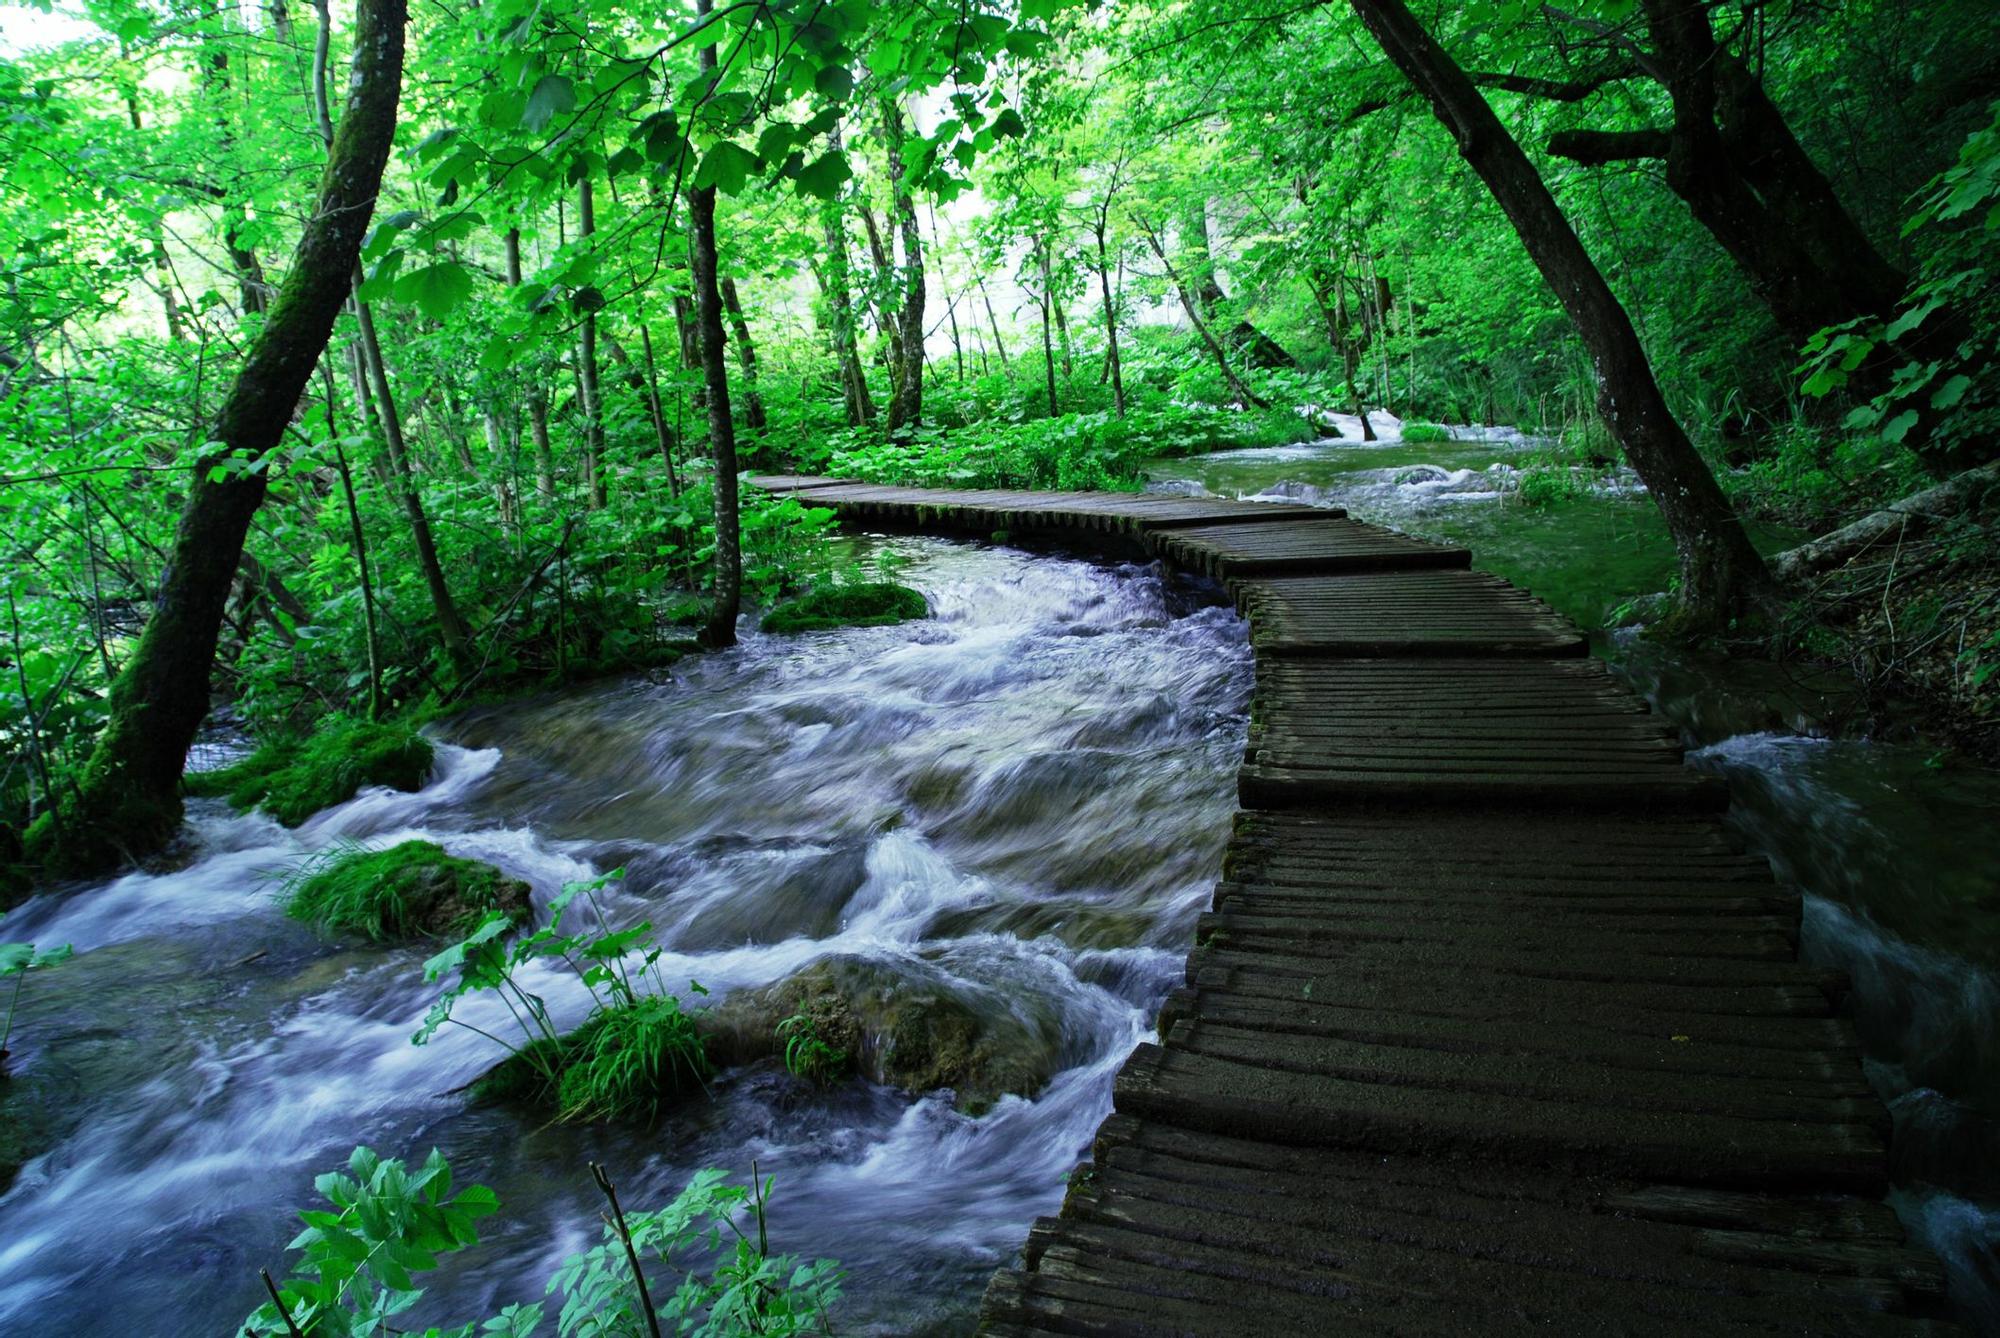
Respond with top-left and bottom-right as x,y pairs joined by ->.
669,841 -> 871,949
284,840 -> 532,941
703,955 -> 1064,1113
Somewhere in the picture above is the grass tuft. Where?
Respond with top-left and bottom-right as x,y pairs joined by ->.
1400,421 -> 1452,443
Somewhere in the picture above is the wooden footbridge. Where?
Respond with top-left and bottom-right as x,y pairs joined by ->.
752,476 -> 1951,1334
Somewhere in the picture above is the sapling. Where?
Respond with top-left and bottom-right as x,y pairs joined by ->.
0,938 -> 72,1070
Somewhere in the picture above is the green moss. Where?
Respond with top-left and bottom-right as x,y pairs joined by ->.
760,582 -> 928,635
282,840 -> 532,941
185,719 -> 433,826
1400,421 -> 1452,443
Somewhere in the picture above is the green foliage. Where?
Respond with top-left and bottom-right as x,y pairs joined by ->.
1513,467 -> 1587,508
553,995 -> 709,1125
244,1149 -> 840,1338
1399,422 -> 1451,443
776,1012 -> 848,1087
0,937 -> 73,1060
760,582 -> 928,634
548,1169 -> 842,1338
241,1145 -> 502,1338
281,840 -> 531,942
1799,99 -> 2000,461
185,720 -> 434,827
415,869 -> 711,1124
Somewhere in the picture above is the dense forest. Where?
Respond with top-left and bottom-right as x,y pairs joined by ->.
1,0 -> 1997,1332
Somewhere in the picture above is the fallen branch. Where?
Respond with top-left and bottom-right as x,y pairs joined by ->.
1772,457 -> 2000,584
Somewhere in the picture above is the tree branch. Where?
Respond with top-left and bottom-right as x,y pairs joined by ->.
1546,127 -> 1670,164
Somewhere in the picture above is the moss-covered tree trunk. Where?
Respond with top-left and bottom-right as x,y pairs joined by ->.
1348,0 -> 1771,629
28,0 -> 409,874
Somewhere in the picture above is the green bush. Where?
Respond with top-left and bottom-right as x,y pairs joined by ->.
1400,421 -> 1452,443
419,870 -> 713,1126
282,840 -> 532,941
760,581 -> 928,634
1514,466 -> 1588,507
185,718 -> 433,826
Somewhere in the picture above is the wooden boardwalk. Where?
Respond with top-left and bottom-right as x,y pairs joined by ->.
750,476 -> 1952,1333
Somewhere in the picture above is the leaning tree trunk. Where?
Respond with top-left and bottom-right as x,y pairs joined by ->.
689,0 -> 740,650
1349,0 -> 1770,627
1138,218 -> 1269,410
30,0 -> 408,874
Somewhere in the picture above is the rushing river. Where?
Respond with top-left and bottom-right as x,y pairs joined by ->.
1147,417 -> 2000,1329
0,539 -> 1252,1335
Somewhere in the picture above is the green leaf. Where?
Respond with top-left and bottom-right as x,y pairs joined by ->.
793,149 -> 851,200
694,141 -> 758,195
1930,373 -> 1972,409
521,74 -> 576,134
394,262 -> 476,321
813,64 -> 853,100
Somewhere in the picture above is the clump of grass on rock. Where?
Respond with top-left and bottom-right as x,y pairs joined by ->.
186,718 -> 433,826
1399,421 -> 1452,443
760,582 -> 928,635
283,840 -> 531,941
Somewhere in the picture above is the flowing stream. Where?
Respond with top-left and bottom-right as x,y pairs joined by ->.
0,538 -> 1252,1335
1147,420 -> 2000,1329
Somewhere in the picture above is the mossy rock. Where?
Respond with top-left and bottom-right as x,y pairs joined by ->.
185,719 -> 433,826
1400,421 -> 1452,443
759,582 -> 928,635
704,956 -> 1062,1113
284,840 -> 531,941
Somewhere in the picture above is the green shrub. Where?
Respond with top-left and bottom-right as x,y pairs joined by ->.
1400,421 -> 1452,442
186,718 -> 433,826
1515,467 -> 1588,507
760,581 -> 928,634
242,1147 -> 842,1338
282,840 -> 532,941
418,869 -> 713,1126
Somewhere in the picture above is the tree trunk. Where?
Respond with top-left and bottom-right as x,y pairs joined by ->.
1348,0 -> 1771,626
820,157 -> 875,424
30,0 -> 408,873
881,98 -> 926,431
979,278 -> 1010,369
1179,202 -> 1228,315
1545,2 -> 1976,474
689,0 -> 739,650
1138,218 -> 1269,409
353,277 -> 473,668
1095,222 -> 1126,418
505,229 -> 557,498
576,177 -> 608,508
639,325 -> 682,496
719,277 -> 767,432
1038,243 -> 1060,418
